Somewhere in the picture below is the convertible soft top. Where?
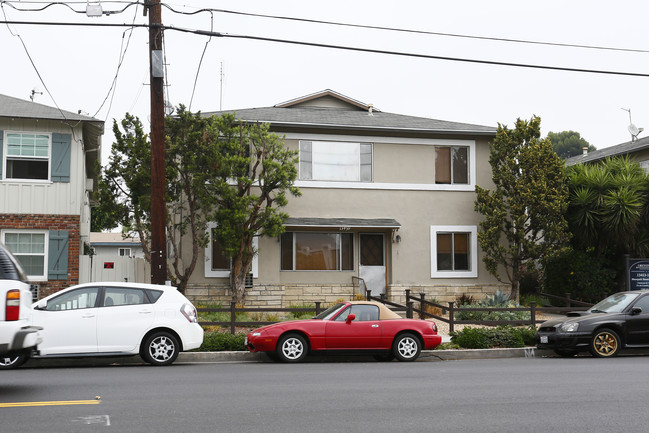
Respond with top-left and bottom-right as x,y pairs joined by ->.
347,301 -> 402,320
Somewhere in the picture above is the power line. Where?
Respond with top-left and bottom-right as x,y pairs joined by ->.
2,20 -> 649,78
159,3 -> 649,55
3,1 -> 648,55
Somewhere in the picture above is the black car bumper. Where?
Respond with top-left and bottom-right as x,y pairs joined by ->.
536,331 -> 591,352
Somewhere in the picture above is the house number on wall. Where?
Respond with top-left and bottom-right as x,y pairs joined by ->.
339,226 -> 351,231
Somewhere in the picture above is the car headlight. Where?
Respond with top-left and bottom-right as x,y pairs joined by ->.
560,322 -> 579,332
252,332 -> 262,337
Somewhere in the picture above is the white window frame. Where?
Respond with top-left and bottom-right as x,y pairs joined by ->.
639,160 -> 649,174
299,140 -> 373,182
1,229 -> 49,281
289,134 -> 476,191
430,225 -> 478,278
118,247 -> 132,257
204,222 -> 258,278
434,145 -> 471,186
2,131 -> 52,182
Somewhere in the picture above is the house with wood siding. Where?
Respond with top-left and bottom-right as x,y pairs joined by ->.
0,94 -> 103,298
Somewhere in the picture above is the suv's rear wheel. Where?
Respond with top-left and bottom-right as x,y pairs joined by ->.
141,332 -> 180,366
0,353 -> 28,370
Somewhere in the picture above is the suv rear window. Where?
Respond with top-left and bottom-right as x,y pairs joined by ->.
145,289 -> 163,303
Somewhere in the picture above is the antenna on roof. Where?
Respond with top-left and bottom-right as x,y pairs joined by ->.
29,88 -> 43,102
622,108 -> 644,142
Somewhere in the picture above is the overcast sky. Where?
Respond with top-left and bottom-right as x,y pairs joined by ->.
2,0 -> 648,163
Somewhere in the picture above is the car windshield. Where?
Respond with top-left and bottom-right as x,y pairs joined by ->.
314,303 -> 346,320
589,293 -> 640,313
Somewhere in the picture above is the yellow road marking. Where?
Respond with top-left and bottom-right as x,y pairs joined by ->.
0,399 -> 101,408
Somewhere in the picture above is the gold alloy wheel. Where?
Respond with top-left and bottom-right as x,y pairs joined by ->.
592,329 -> 620,357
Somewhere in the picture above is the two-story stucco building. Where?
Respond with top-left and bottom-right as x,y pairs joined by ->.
0,94 -> 103,298
181,90 -> 507,306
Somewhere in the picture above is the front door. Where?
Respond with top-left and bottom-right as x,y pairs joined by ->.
359,233 -> 386,296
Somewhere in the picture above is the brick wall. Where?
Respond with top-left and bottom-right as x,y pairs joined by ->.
0,214 -> 81,298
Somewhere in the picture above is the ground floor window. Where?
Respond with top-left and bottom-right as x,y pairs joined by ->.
430,225 -> 477,278
281,232 -> 353,271
204,223 -> 258,278
1,230 -> 48,280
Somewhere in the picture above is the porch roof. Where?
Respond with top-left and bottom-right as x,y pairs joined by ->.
283,217 -> 401,229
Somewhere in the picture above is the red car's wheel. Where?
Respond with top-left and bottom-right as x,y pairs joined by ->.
392,333 -> 421,362
276,333 -> 308,362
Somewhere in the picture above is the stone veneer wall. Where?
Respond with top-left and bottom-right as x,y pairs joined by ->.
184,283 -> 510,307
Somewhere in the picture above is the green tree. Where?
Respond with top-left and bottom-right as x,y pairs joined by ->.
203,114 -> 300,305
475,116 -> 570,300
96,109 -> 300,297
566,156 -> 649,258
547,130 -> 596,159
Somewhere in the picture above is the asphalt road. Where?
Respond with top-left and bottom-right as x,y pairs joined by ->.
2,356 -> 649,432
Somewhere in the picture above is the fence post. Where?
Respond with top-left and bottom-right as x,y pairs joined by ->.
530,301 -> 536,326
419,293 -> 426,319
380,293 -> 386,303
448,301 -> 455,333
366,290 -> 372,301
230,301 -> 236,335
405,289 -> 411,305
566,292 -> 572,307
407,301 -> 413,319
315,301 -> 321,316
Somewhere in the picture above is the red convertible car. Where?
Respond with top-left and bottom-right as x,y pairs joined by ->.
245,301 -> 442,362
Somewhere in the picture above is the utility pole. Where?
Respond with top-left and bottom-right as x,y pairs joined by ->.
147,0 -> 167,285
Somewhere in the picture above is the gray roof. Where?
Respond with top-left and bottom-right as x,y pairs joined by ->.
0,93 -> 101,123
203,107 -> 496,135
284,218 -> 401,229
202,90 -> 496,136
566,136 -> 649,165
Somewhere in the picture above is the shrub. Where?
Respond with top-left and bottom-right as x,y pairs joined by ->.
450,326 -> 534,349
450,327 -> 490,349
197,331 -> 247,351
543,248 -> 615,303
454,290 -> 530,322
289,303 -> 316,320
455,293 -> 475,306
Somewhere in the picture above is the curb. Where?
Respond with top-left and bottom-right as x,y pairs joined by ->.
20,347 -> 554,368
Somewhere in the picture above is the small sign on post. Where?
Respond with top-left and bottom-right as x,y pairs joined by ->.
627,257 -> 649,290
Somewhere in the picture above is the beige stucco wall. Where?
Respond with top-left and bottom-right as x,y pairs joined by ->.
181,131 -> 507,304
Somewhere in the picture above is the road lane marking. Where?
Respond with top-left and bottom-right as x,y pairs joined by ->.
0,399 -> 101,408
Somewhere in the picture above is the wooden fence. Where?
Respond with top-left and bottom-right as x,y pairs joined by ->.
197,291 -> 593,334
198,302 -> 323,334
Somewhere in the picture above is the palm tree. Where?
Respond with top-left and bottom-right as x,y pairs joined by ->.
566,156 -> 649,258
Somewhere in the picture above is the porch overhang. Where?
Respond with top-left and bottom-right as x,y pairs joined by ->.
283,217 -> 401,229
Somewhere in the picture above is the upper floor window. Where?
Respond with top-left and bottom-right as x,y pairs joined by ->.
118,248 -> 132,257
5,133 -> 50,180
435,146 -> 469,185
299,141 -> 372,182
281,232 -> 353,271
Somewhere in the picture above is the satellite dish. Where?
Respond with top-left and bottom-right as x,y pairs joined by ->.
629,123 -> 640,136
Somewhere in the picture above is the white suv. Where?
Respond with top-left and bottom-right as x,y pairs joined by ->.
0,243 -> 42,364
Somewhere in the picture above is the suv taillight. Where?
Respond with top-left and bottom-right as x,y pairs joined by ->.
6,289 -> 20,321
